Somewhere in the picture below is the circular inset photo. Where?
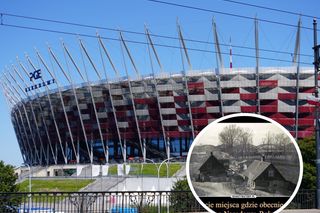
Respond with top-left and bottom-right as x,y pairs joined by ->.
186,113 -> 303,213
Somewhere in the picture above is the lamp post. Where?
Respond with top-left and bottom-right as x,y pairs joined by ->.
22,163 -> 32,193
22,163 -> 31,210
313,18 -> 320,209
157,158 -> 173,190
157,158 -> 174,213
140,158 -> 159,191
143,123 -> 146,163
167,136 -> 170,163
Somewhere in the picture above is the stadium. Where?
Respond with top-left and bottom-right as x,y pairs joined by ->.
0,21 -> 316,166
2,66 -> 316,166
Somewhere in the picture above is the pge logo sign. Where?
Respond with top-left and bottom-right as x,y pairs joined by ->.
25,69 -> 55,93
29,69 -> 42,81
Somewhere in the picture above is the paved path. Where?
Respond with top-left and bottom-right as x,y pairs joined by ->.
81,176 -> 125,191
81,176 -> 179,191
108,177 -> 177,191
173,163 -> 186,178
90,163 -> 186,191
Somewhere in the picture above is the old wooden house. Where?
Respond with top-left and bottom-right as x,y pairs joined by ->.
198,152 -> 229,182
241,160 -> 293,194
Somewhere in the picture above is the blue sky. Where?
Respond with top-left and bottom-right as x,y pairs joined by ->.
0,0 -> 319,166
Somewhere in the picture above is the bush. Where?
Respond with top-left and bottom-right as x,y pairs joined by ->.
170,176 -> 198,212
298,136 -> 316,190
0,161 -> 20,211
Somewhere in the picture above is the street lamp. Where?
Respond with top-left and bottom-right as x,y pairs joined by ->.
22,163 -> 32,210
312,19 -> 320,209
157,158 -> 173,190
157,158 -> 174,213
143,123 -> 146,163
140,158 -> 159,191
22,163 -> 31,193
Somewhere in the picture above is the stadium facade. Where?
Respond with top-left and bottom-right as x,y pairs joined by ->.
1,66 -> 316,166
0,19 -> 316,166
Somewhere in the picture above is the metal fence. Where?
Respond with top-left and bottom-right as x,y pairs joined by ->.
0,189 -> 316,212
288,189 -> 317,209
0,191 -> 205,213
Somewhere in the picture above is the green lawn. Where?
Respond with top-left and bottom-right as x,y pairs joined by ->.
108,165 -> 118,175
129,163 -> 182,177
18,179 -> 95,192
107,163 -> 181,177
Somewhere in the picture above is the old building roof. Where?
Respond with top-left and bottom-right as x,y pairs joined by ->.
241,160 -> 271,180
199,152 -> 228,172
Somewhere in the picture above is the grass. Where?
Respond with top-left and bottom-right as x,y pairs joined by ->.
18,179 -> 95,192
129,163 -> 182,177
108,165 -> 118,175
107,163 -> 182,177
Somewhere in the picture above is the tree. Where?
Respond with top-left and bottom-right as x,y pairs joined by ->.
170,177 -> 199,212
219,125 -> 253,157
218,124 -> 243,155
0,161 -> 19,192
298,136 -> 316,190
237,128 -> 253,158
0,161 -> 20,212
261,132 -> 275,155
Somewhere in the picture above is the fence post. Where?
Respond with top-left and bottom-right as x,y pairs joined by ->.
122,191 -> 124,212
167,192 -> 170,213
140,192 -> 144,212
101,193 -> 105,213
159,192 -> 162,213
53,193 -> 56,212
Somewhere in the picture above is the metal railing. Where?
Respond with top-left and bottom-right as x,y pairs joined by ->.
0,191 -> 205,213
289,189 -> 317,209
0,189 -> 316,212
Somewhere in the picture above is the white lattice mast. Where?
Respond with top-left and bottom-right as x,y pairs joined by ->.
2,72 -> 42,164
11,63 -> 57,165
119,31 -> 145,162
212,18 -> 224,117
145,25 -> 169,161
44,46 -> 80,164
6,68 -> 48,165
78,39 -> 110,163
0,78 -> 30,164
177,19 -> 195,140
294,17 -> 301,140
26,53 -> 69,164
20,56 -> 65,164
0,75 -> 29,164
48,42 -> 91,164
96,33 -> 125,162
59,42 -> 94,163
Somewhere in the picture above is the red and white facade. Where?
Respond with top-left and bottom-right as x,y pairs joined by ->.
1,65 -> 316,166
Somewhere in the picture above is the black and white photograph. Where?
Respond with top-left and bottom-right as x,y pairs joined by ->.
187,114 -> 303,212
